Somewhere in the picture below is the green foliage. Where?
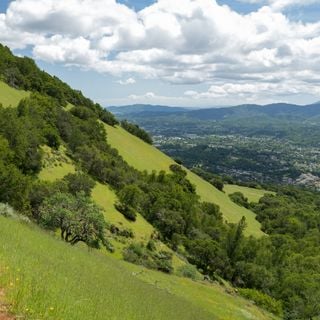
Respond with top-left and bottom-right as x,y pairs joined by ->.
186,239 -> 228,277
39,192 -> 106,248
123,242 -> 173,273
63,172 -> 96,196
0,156 -> 31,211
0,44 -> 118,126
115,202 -> 137,221
104,124 -> 264,237
121,120 -> 153,144
176,264 -> 198,280
0,203 -> 16,217
229,192 -> 249,208
109,224 -> 135,238
239,289 -> 283,316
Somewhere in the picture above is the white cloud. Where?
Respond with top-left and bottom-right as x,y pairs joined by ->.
0,0 -> 319,103
129,92 -> 156,100
184,81 -> 320,104
117,77 -> 136,85
237,0 -> 319,10
128,91 -> 189,104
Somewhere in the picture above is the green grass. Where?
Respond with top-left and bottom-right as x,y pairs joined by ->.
224,185 -> 275,203
104,125 -> 264,237
92,182 -> 154,242
0,217 -> 277,320
38,146 -> 158,259
0,81 -> 29,108
0,217 -> 213,320
38,146 -> 75,182
39,145 -> 155,244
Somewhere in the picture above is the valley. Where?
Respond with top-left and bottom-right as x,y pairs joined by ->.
112,104 -> 320,188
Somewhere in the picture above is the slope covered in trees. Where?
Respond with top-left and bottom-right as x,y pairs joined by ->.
104,124 -> 263,237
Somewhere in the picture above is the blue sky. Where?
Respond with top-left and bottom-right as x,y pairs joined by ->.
0,0 -> 320,107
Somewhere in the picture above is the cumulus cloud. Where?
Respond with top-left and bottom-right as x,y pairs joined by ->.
128,91 -> 189,104
117,77 -> 136,85
238,0 -> 319,10
0,0 -> 319,102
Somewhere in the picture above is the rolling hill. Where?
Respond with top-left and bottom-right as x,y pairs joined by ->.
0,47 -> 278,320
109,102 -> 320,121
104,124 -> 264,237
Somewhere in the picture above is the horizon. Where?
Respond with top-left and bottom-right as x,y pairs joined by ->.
109,100 -> 319,109
0,0 -> 320,107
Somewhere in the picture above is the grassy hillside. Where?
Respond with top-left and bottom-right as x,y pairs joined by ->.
39,146 -> 157,258
0,82 -> 263,237
0,81 -> 29,108
224,185 -> 275,203
38,145 -> 75,181
104,124 -> 264,237
0,217 -> 276,320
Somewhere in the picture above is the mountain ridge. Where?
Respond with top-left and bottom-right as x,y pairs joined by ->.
108,102 -> 320,121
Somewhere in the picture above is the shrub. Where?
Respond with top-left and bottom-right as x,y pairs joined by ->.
211,177 -> 224,191
0,202 -> 16,217
176,264 -> 198,280
0,203 -> 30,223
239,288 -> 283,316
109,224 -> 135,238
115,203 -> 137,221
63,172 -> 96,196
229,192 -> 249,208
146,239 -> 156,251
155,251 -> 173,274
123,243 -> 173,274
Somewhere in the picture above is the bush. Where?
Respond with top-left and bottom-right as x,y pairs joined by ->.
0,202 -> 16,217
155,251 -> 173,274
146,239 -> 156,251
123,243 -> 173,274
115,203 -> 137,222
0,203 -> 30,223
211,177 -> 224,191
63,172 -> 96,196
229,192 -> 249,208
120,120 -> 153,144
176,264 -> 198,280
239,288 -> 283,316
109,224 -> 135,238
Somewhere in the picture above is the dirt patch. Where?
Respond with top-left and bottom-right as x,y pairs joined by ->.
0,289 -> 14,320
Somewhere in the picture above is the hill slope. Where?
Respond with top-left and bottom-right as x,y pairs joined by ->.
224,185 -> 275,203
104,124 -> 263,237
0,217 -> 276,320
0,81 -> 29,108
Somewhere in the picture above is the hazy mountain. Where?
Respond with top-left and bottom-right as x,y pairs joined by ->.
107,104 -> 189,115
111,102 -> 320,121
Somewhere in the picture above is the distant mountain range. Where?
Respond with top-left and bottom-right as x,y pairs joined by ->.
107,102 -> 320,121
108,104 -> 190,115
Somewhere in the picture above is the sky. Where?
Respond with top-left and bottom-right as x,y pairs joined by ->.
0,0 -> 320,107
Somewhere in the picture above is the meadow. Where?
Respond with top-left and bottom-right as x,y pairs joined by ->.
224,185 -> 275,203
0,217 -> 276,320
0,81 -> 29,108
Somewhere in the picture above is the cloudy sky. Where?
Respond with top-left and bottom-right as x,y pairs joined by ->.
0,0 -> 319,107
